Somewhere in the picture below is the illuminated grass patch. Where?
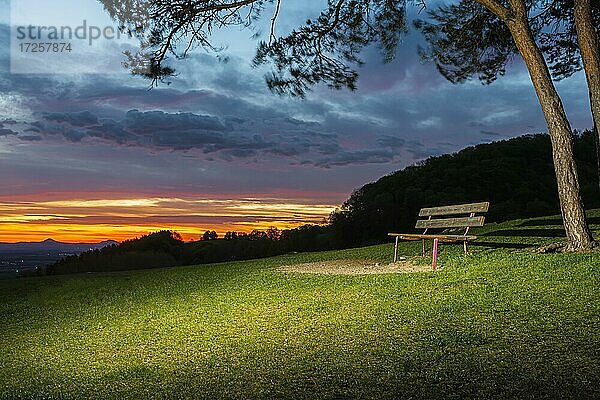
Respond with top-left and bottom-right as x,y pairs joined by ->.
1,213 -> 599,399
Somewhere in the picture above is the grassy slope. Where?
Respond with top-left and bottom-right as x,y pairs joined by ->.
1,212 -> 599,399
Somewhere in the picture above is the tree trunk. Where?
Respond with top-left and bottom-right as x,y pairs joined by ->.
596,122 -> 600,191
574,0 -> 600,192
504,6 -> 595,251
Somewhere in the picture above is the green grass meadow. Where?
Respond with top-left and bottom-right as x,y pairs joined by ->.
1,213 -> 600,399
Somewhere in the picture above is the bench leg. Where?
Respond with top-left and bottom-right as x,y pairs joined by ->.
393,236 -> 399,263
422,239 -> 426,257
464,240 -> 468,255
432,238 -> 439,270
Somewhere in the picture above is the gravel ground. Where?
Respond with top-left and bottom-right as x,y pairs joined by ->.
278,258 -> 436,275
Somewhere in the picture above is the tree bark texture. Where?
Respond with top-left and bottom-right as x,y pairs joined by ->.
500,1 -> 595,250
574,0 -> 600,192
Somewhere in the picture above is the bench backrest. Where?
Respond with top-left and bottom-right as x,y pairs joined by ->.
415,202 -> 489,234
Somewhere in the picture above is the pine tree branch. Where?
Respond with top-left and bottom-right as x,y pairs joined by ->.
475,0 -> 512,20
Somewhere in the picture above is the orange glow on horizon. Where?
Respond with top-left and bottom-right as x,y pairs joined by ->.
0,195 -> 341,243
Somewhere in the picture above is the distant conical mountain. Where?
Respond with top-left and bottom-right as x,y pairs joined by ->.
0,239 -> 118,252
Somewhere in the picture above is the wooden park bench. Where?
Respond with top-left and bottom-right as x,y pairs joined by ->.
388,202 -> 490,269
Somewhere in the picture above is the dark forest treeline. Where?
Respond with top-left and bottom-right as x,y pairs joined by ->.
47,227 -> 334,275
331,131 -> 600,246
45,131 -> 600,275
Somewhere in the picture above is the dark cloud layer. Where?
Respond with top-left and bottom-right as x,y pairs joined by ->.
0,5 -> 594,203
19,109 -> 363,167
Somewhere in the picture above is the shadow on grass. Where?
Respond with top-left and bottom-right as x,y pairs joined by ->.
520,217 -> 600,227
473,241 -> 534,249
482,228 -> 566,238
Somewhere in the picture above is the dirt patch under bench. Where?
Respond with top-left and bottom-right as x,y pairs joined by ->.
278,259 -> 436,275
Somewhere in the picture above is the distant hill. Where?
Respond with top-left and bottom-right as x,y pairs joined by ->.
46,230 -> 330,275
328,131 -> 600,246
48,231 -> 183,275
0,238 -> 118,253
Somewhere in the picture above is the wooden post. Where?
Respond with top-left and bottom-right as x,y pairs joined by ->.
462,212 -> 475,256
394,236 -> 399,263
432,238 -> 439,270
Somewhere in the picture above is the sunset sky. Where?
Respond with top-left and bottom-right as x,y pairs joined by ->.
0,0 -> 594,243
